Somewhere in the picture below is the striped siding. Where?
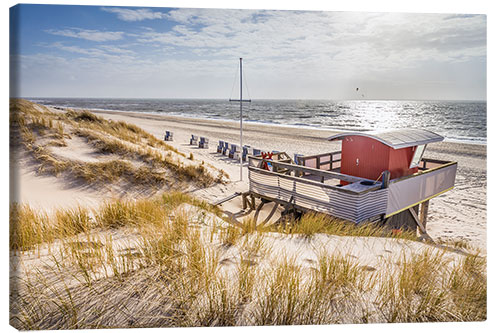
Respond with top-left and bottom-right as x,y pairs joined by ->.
386,163 -> 457,217
249,171 -> 279,198
249,169 -> 388,223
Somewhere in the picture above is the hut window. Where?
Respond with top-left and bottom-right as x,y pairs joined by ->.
410,144 -> 426,168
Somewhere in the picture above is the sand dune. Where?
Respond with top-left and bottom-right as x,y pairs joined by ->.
10,101 -> 486,328
87,108 -> 487,250
12,102 -> 486,248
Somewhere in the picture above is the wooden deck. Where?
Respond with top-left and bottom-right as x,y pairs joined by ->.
247,152 -> 457,224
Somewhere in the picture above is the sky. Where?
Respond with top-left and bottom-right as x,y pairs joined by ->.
9,4 -> 487,100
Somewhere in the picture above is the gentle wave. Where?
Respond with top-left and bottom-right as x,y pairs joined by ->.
28,98 -> 487,145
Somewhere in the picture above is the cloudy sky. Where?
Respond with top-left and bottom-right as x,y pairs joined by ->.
10,4 -> 486,100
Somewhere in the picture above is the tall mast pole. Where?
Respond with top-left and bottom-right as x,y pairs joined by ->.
239,58 -> 243,182
229,58 -> 251,182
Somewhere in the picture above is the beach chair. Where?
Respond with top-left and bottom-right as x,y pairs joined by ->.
199,137 -> 209,149
217,140 -> 224,153
190,135 -> 198,145
242,145 -> 251,162
294,153 -> 304,165
228,144 -> 238,158
233,146 -> 242,160
222,142 -> 229,155
252,148 -> 261,157
164,131 -> 174,141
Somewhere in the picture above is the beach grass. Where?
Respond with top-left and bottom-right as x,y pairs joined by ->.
10,99 -> 227,189
274,212 -> 419,242
10,196 -> 486,329
9,192 -> 220,252
375,250 -> 486,322
10,203 -> 94,251
9,98 -> 486,328
65,109 -> 183,155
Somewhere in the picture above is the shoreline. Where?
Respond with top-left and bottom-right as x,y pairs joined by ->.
88,108 -> 487,163
86,107 -> 486,249
88,108 -> 487,149
16,102 -> 487,250
38,103 -> 487,146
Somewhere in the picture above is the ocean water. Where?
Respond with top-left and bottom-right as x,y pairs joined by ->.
29,98 -> 487,144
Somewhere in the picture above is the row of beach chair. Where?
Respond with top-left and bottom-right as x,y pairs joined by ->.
163,131 -> 209,149
164,132 -> 280,160
189,135 -> 209,148
216,141 -> 264,162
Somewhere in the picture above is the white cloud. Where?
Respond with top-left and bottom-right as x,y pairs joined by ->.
22,9 -> 486,100
101,7 -> 166,21
99,45 -> 135,55
137,9 -> 486,73
46,28 -> 124,42
44,10 -> 487,76
42,42 -> 137,64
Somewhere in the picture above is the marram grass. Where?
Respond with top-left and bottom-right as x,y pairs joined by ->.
276,212 -> 419,242
10,98 -> 227,190
10,197 -> 486,329
9,99 -> 486,328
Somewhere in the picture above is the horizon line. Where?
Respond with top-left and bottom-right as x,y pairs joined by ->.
18,96 -> 487,103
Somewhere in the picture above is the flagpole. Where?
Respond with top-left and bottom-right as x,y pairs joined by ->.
229,58 -> 251,182
239,58 -> 243,182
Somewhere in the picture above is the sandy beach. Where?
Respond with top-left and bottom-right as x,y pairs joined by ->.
9,5 -> 489,328
83,109 -> 486,249
15,105 -> 486,249
10,100 -> 487,328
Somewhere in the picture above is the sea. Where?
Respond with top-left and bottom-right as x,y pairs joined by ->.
29,98 -> 487,145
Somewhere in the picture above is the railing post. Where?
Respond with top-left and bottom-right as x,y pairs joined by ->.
381,170 -> 391,188
420,200 -> 429,229
242,193 -> 248,210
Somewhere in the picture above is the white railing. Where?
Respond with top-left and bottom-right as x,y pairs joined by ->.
247,155 -> 457,223
385,162 -> 457,217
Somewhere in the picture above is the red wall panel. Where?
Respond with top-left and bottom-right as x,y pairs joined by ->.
388,146 -> 418,179
340,136 -> 390,180
339,136 -> 417,182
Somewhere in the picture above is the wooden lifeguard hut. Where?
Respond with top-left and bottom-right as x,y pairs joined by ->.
243,128 -> 457,237
328,129 -> 444,182
326,129 -> 452,231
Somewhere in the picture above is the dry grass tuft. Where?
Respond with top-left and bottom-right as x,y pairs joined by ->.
374,249 -> 486,322
277,212 -> 418,242
71,110 -> 103,123
10,203 -> 93,251
10,200 -> 487,329
9,192 -> 223,252
10,99 -> 228,190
